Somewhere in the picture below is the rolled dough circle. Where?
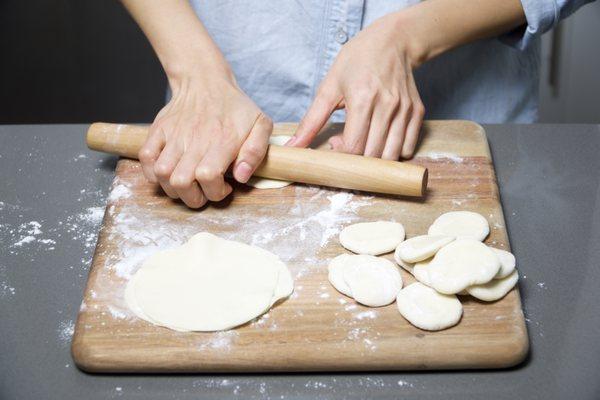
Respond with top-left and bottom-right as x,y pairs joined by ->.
339,221 -> 405,255
428,211 -> 490,241
126,232 -> 293,332
466,270 -> 519,302
394,235 -> 454,263
428,238 -> 500,294
491,248 -> 516,279
396,282 -> 463,331
328,254 -> 402,307
246,135 -> 293,189
327,254 -> 353,297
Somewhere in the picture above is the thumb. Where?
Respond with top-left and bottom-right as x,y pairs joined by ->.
233,114 -> 273,183
288,85 -> 341,148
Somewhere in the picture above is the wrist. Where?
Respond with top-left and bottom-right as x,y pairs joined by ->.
164,52 -> 235,93
384,11 -> 433,69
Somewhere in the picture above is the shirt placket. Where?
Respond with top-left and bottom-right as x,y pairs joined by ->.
313,0 -> 365,121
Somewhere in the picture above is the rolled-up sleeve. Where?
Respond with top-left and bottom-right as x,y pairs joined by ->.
501,0 -> 595,50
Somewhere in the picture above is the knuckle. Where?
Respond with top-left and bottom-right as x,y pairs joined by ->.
243,142 -> 267,161
154,162 -> 174,179
195,166 -> 222,183
138,147 -> 156,164
414,102 -> 426,118
169,174 -> 191,189
380,90 -> 400,108
259,114 -> 274,130
400,100 -> 413,116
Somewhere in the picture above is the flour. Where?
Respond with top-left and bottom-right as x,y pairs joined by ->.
108,183 -> 132,202
354,310 -> 377,320
197,331 -> 239,351
0,265 -> 15,298
57,319 -> 75,346
421,151 -> 464,163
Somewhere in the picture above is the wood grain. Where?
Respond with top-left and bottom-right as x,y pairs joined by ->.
72,120 -> 529,373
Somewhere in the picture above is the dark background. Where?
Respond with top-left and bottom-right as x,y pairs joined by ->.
0,0 -> 166,124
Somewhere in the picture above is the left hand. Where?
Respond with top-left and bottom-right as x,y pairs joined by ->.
287,13 -> 425,160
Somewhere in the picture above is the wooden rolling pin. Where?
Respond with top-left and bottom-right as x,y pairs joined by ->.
87,122 -> 427,197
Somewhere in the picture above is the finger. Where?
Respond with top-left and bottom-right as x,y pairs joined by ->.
233,114 -> 272,183
195,158 -> 233,202
381,83 -> 411,160
153,139 -> 183,199
363,93 -> 398,158
335,95 -> 374,155
288,84 -> 341,148
401,75 -> 425,159
170,148 -> 207,208
138,125 -> 165,183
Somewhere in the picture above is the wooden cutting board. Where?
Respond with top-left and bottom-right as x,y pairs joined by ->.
72,120 -> 529,372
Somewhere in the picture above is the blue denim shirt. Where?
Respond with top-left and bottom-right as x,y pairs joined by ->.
189,0 -> 592,124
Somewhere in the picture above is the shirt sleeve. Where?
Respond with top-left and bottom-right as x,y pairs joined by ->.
500,0 -> 595,50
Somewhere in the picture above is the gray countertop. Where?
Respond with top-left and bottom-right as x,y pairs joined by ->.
1,124 -> 599,400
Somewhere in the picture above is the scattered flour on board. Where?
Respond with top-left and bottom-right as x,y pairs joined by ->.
421,151 -> 464,163
108,183 -> 132,202
197,331 -> 240,351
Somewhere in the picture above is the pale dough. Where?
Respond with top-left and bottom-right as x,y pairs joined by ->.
427,239 -> 500,294
428,211 -> 490,241
339,221 -> 405,255
126,232 -> 293,332
394,253 -> 433,286
327,254 -> 353,297
328,254 -> 402,307
467,270 -> 519,301
491,248 -> 516,279
396,282 -> 462,331
246,135 -> 293,189
394,235 -> 454,263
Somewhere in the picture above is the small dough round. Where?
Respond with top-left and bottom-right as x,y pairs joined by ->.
395,235 -> 454,263
328,254 -> 402,307
339,221 -> 405,255
127,232 -> 292,332
246,135 -> 293,189
396,282 -> 463,331
428,239 -> 500,294
394,252 -> 433,286
412,258 -> 433,286
491,248 -> 516,279
327,254 -> 353,297
428,211 -> 490,241
467,270 -> 519,302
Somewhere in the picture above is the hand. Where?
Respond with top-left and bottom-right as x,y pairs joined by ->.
289,13 -> 425,160
138,68 -> 273,208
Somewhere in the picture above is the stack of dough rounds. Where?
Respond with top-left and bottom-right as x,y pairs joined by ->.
393,211 -> 520,331
339,221 -> 405,255
427,239 -> 500,294
126,232 -> 293,332
328,254 -> 402,307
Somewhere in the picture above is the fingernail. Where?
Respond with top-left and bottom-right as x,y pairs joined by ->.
235,161 -> 253,183
285,136 -> 297,146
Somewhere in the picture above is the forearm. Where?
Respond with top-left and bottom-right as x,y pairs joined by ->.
120,0 -> 232,87
391,0 -> 526,66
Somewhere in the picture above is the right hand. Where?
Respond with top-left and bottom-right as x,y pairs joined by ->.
138,69 -> 273,208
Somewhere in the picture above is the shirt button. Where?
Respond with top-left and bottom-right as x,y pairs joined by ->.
335,28 -> 348,44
